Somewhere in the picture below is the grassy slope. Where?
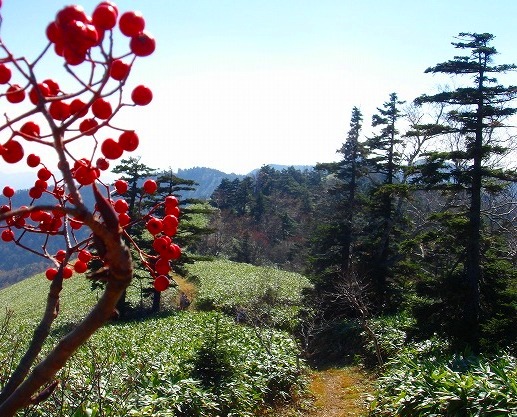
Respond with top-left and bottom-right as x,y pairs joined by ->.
0,272 -> 99,326
0,261 -> 307,416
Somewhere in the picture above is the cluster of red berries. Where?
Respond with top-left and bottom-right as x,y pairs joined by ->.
1,182 -> 68,237
0,2 -> 180,294
45,248 -> 93,281
149,195 -> 182,292
46,2 -> 155,66
1,87 -> 151,166
1,200 -> 66,239
0,2 -> 155,167
113,179 -> 182,291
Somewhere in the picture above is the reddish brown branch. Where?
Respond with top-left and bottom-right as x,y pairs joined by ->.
0,272 -> 64,405
0,229 -> 132,416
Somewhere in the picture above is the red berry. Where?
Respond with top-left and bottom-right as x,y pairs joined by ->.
131,85 -> 153,105
0,64 -> 12,84
54,43 -> 65,57
168,243 -> 182,260
74,260 -> 88,273
118,130 -> 139,151
114,179 -> 128,194
69,218 -> 83,229
43,79 -> 60,96
38,167 -> 52,181
55,249 -> 66,263
113,199 -> 129,213
92,98 -> 112,119
70,98 -> 89,117
96,157 -> 110,170
29,187 -> 43,199
153,275 -> 170,292
119,11 -> 145,37
74,164 -> 99,185
146,217 -> 163,235
93,4 -> 118,30
29,83 -> 51,105
130,31 -> 156,57
165,195 -> 179,207
83,23 -> 100,47
63,47 -> 87,66
1,140 -> 24,164
20,121 -> 41,140
63,266 -> 74,279
2,186 -> 15,198
101,138 -> 123,160
45,268 -> 58,281
165,205 -> 181,217
56,5 -> 89,28
46,21 -> 63,44
155,258 -> 171,275
110,59 -> 130,81
163,224 -> 178,237
1,229 -> 15,242
153,236 -> 171,254
119,212 -> 131,226
78,249 -> 92,263
49,100 -> 71,120
13,216 -> 25,228
143,179 -> 157,194
6,84 -> 25,103
27,154 -> 41,167
35,179 -> 48,190
79,118 -> 99,135
163,214 -> 179,229
160,243 -> 180,260
30,210 -> 43,221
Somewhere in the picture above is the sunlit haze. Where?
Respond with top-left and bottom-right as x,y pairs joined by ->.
1,0 -> 517,177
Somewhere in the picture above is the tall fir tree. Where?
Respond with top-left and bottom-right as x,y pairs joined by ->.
414,32 -> 517,350
360,93 -> 407,310
309,106 -> 367,298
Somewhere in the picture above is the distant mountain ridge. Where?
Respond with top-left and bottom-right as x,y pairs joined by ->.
1,164 -> 315,196
176,167 -> 244,199
0,164 -> 315,286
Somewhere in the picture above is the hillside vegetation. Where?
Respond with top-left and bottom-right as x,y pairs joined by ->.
0,261 -> 308,417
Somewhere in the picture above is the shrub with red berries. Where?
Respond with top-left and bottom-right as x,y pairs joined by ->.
0,2 -> 177,285
0,3 -> 179,414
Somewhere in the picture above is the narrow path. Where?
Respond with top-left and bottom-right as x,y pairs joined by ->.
308,367 -> 374,417
266,366 -> 375,417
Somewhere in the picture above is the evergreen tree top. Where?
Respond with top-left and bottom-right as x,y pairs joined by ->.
423,32 -> 517,77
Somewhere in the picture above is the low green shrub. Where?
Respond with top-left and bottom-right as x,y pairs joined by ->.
362,313 -> 416,365
1,311 -> 305,416
370,348 -> 517,416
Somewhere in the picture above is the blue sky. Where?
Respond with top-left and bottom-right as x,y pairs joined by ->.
1,0 -> 517,176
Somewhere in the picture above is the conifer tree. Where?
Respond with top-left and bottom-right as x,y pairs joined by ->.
309,107 -> 367,296
360,93 -> 407,309
111,157 -> 157,317
414,32 -> 517,350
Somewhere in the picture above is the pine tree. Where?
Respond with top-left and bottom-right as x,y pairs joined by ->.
414,32 -> 517,350
110,157 -> 157,317
112,157 -> 157,223
360,93 -> 407,309
309,107 -> 367,296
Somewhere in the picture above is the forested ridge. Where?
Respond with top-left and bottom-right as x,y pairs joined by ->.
198,33 -> 517,355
